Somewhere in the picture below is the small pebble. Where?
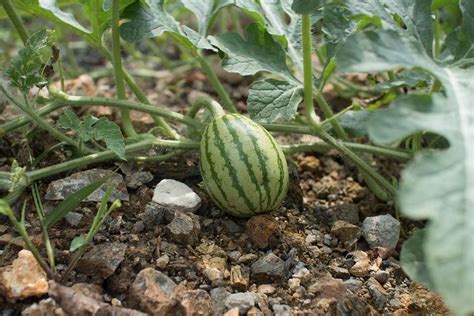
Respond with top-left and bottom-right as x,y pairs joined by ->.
156,255 -> 170,269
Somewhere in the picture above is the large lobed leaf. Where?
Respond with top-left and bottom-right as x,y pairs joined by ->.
335,13 -> 474,313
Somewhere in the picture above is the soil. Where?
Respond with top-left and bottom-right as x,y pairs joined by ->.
0,50 -> 449,315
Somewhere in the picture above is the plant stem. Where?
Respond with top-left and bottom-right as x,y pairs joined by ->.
313,91 -> 348,140
282,141 -> 411,161
187,96 -> 226,119
1,0 -> 29,44
26,138 -> 199,182
196,52 -> 237,113
50,90 -> 203,130
98,47 -> 179,139
0,84 -> 93,154
111,0 -> 137,138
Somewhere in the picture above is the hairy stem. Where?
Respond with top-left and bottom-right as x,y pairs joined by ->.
1,0 -> 29,44
111,0 -> 137,138
196,53 -> 237,113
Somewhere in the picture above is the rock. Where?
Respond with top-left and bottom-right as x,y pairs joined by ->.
367,277 -> 387,309
71,283 -> 103,301
152,179 -> 201,212
308,278 -> 346,302
238,253 -> 258,264
230,265 -> 249,290
299,156 -> 320,172
333,204 -> 359,225
247,306 -> 264,316
22,298 -> 65,316
257,284 -> 276,295
222,219 -> 243,234
348,251 -> 370,277
200,256 -> 226,286
224,292 -> 259,314
125,171 -> 153,189
362,214 -> 400,249
272,304 -> 292,316
329,265 -> 350,279
0,250 -> 48,302
156,255 -> 170,269
374,270 -> 389,285
166,211 -> 201,246
288,278 -> 300,290
64,211 -> 83,227
139,202 -> 167,227
176,289 -> 213,316
210,287 -> 229,315
128,268 -> 178,314
245,215 -> 279,249
250,253 -> 286,283
331,220 -> 361,247
224,308 -> 240,316
228,251 -> 241,262
76,242 -> 127,278
45,169 -> 129,202
336,296 -> 374,315
344,278 -> 363,292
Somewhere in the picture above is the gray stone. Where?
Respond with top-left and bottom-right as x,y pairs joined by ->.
367,277 -> 387,309
210,287 -> 229,315
152,179 -> 201,212
250,253 -> 286,283
76,242 -> 127,278
224,292 -> 259,314
125,171 -> 153,189
362,214 -> 400,249
45,169 -> 129,202
272,304 -> 292,316
64,212 -> 83,227
331,220 -> 362,246
333,203 -> 359,224
374,270 -> 389,285
166,211 -> 201,246
344,278 -> 363,292
222,219 -> 243,234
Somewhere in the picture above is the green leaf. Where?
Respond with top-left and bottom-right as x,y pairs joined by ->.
291,0 -> 324,14
337,28 -> 474,315
446,0 -> 474,64
401,229 -> 434,288
322,4 -> 358,58
58,110 -> 81,131
181,0 -> 230,35
247,79 -> 303,123
119,0 -> 213,51
0,199 -> 12,216
209,23 -> 295,80
94,118 -> 126,160
44,174 -> 112,227
13,0 -> 134,46
7,29 -> 52,93
70,236 -> 87,252
374,70 -> 431,90
337,110 -> 373,137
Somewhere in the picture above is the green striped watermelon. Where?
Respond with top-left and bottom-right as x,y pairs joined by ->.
200,113 -> 289,217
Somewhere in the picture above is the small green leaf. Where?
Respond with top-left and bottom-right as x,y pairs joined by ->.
70,236 -> 87,252
209,23 -> 295,80
94,118 -> 126,160
337,110 -> 373,137
247,79 -> 303,123
374,70 -> 431,90
291,0 -> 324,14
45,174 -> 112,227
181,0 -> 230,35
58,110 -> 81,131
0,199 -> 12,216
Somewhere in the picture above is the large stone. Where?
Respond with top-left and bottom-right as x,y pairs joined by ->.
331,220 -> 361,247
166,211 -> 201,246
128,268 -> 178,315
348,251 -> 370,278
308,278 -> 347,302
0,250 -> 49,301
45,169 -> 129,202
224,292 -> 260,315
362,214 -> 400,249
245,215 -> 279,249
250,253 -> 286,283
153,179 -> 201,212
22,298 -> 65,316
176,289 -> 214,316
76,242 -> 127,279
210,287 -> 229,315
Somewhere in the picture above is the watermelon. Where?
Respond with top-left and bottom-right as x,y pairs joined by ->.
200,113 -> 289,217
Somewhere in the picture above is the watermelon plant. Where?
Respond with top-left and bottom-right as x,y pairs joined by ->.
0,0 -> 473,314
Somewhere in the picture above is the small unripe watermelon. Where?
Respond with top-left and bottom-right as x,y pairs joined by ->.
200,113 -> 289,217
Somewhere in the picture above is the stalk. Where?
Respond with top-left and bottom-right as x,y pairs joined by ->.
111,0 -> 137,138
187,96 -> 226,119
98,47 -> 179,139
196,53 -> 237,113
50,90 -> 203,130
26,138 -> 199,182
1,0 -> 29,44
0,84 -> 93,154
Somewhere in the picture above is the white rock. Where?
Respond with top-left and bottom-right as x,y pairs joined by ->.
152,179 -> 201,212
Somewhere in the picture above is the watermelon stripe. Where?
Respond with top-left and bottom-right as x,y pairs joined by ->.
245,118 -> 286,208
202,126 -> 230,208
211,121 -> 256,212
223,115 -> 264,211
231,116 -> 272,211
